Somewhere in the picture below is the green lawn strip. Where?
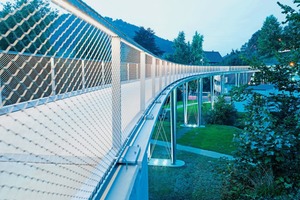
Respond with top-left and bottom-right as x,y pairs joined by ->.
149,146 -> 223,200
177,124 -> 241,155
153,102 -> 240,155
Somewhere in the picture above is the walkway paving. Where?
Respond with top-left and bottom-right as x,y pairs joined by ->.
150,140 -> 234,160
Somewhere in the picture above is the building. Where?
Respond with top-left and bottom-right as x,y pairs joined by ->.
203,51 -> 223,65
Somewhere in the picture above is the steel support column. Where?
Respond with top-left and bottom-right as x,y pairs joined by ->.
183,82 -> 188,125
221,74 -> 225,94
210,76 -> 214,110
197,78 -> 203,127
170,88 -> 177,165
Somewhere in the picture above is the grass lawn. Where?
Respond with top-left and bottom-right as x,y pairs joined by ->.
177,125 -> 241,155
149,146 -> 224,200
152,101 -> 241,155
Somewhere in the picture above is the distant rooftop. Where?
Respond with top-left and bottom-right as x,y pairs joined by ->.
204,51 -> 223,64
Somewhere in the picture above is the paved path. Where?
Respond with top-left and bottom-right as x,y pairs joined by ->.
150,140 -> 234,160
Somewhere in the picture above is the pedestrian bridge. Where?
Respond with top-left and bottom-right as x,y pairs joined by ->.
0,0 -> 255,199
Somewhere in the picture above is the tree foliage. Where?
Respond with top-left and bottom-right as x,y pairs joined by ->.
133,26 -> 164,57
168,31 -> 190,64
222,50 -> 249,66
190,31 -> 204,65
166,31 -> 205,65
205,95 -> 238,126
257,15 -> 283,58
220,1 -> 300,199
0,0 -> 57,55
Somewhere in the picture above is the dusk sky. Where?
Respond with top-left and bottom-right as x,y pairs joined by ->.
83,0 -> 297,56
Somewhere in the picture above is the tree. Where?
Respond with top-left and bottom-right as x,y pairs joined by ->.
241,30 -> 260,59
167,31 -> 205,65
257,15 -> 283,58
190,31 -> 204,65
171,31 -> 190,64
205,95 -> 237,126
222,50 -> 248,66
279,2 -> 300,51
220,2 -> 300,199
133,26 -> 164,56
0,0 -> 57,55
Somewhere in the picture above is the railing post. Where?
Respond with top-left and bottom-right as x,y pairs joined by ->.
168,63 -> 171,84
151,57 -> 156,98
101,62 -> 105,85
0,76 -> 2,108
197,78 -> 203,127
174,63 -> 176,81
127,63 -> 130,81
136,64 -> 139,80
159,60 -> 162,91
140,51 -> 146,111
170,88 -> 177,165
164,62 -> 167,86
176,64 -> 179,80
50,57 -> 56,95
111,36 -> 122,148
81,60 -> 85,90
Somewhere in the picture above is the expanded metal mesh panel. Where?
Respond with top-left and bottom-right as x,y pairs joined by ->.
0,0 -> 116,199
120,42 -> 140,81
54,57 -> 83,94
1,52 -> 52,106
120,42 -> 142,140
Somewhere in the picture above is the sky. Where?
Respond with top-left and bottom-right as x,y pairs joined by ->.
82,0 -> 297,56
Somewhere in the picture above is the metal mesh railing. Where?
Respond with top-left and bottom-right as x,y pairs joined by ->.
0,1 -> 115,199
0,0 -> 251,199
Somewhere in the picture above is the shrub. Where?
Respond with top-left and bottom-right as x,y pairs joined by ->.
205,95 -> 238,126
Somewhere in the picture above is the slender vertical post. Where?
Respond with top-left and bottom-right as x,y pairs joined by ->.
50,57 -> 56,95
170,88 -> 177,165
159,60 -> 162,91
175,64 -> 178,80
221,74 -> 225,94
197,78 -> 203,127
165,62 -> 167,85
140,52 -> 146,111
237,73 -> 240,87
151,57 -> 156,98
168,63 -> 171,84
0,53 -> 2,108
136,64 -> 139,79
111,36 -> 122,148
81,60 -> 85,90
101,62 -> 105,85
127,63 -> 130,81
235,73 -> 238,87
183,82 -> 188,125
210,76 -> 214,110
0,75 -> 3,108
